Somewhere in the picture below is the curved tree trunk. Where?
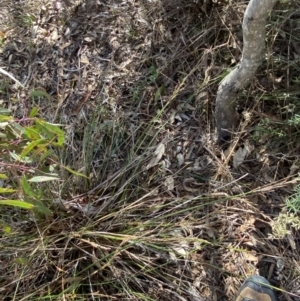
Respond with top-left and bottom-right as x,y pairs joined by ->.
215,0 -> 278,143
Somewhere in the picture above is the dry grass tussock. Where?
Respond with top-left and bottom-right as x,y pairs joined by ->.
0,0 -> 300,300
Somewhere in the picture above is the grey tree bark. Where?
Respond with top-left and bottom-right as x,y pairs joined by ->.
215,0 -> 278,143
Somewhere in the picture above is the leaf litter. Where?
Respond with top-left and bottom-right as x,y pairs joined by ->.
0,0 -> 300,300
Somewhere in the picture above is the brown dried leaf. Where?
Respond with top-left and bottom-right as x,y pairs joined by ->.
233,146 -> 248,168
176,153 -> 184,167
146,143 -> 165,170
243,251 -> 258,263
164,175 -> 174,191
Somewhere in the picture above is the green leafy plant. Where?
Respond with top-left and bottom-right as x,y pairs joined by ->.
270,182 -> 300,238
286,183 -> 300,213
288,114 -> 300,127
253,118 -> 286,141
0,106 -> 65,215
270,211 -> 300,238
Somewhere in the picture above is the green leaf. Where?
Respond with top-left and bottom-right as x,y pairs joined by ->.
24,127 -> 41,140
0,174 -> 7,179
39,149 -> 55,162
9,151 -> 33,163
21,176 -> 37,198
0,187 -> 16,193
29,107 -> 39,117
30,199 -> 51,216
154,85 -> 165,102
21,139 -> 47,159
0,115 -> 13,121
3,225 -> 11,234
13,257 -> 29,265
30,89 -> 51,100
62,165 -> 89,178
28,176 -> 60,182
0,107 -> 11,115
35,120 -> 65,146
7,122 -> 25,138
41,121 -> 65,146
0,142 -> 9,149
0,199 -> 34,209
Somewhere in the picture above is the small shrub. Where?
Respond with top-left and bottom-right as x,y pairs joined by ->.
0,105 -> 65,215
286,184 -> 300,214
270,211 -> 300,238
270,182 -> 300,238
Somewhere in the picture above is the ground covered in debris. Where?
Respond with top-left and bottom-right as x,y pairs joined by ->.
0,0 -> 300,300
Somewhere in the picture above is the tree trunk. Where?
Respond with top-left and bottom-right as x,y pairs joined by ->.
215,0 -> 278,143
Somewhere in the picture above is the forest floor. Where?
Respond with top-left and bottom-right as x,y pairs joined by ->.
0,0 -> 300,300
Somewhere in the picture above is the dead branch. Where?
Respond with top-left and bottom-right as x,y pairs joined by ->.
215,0 -> 278,143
